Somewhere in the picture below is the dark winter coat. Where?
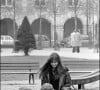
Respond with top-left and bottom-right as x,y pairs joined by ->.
41,67 -> 71,90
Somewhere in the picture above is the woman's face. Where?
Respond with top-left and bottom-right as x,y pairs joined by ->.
50,60 -> 58,68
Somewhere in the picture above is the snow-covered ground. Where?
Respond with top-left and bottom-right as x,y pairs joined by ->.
1,47 -> 99,60
1,80 -> 99,90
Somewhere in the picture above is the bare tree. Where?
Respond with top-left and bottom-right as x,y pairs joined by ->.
67,0 -> 85,31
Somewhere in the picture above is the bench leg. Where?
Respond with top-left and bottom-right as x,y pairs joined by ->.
29,74 -> 34,84
29,74 -> 31,84
32,74 -> 34,84
78,84 -> 85,90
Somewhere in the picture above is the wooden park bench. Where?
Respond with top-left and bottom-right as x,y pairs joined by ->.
62,60 -> 99,89
71,69 -> 100,90
0,62 -> 40,84
1,61 -> 99,90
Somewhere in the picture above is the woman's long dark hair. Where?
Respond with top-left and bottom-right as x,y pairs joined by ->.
39,53 -> 64,78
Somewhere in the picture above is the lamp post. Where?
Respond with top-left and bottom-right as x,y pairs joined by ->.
38,0 -> 42,49
36,0 -> 45,49
53,0 -> 58,50
74,0 -> 78,30
74,0 -> 78,31
86,0 -> 89,35
13,0 -> 16,51
35,0 -> 45,49
92,5 -> 95,48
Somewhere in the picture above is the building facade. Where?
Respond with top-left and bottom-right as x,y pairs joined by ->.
0,0 -> 99,46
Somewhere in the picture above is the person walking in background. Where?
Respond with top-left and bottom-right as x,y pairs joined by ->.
39,53 -> 71,90
70,29 -> 82,53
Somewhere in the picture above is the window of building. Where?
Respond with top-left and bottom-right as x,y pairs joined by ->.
35,0 -> 45,6
41,0 -> 45,5
74,0 -> 78,6
1,0 -> 13,7
68,0 -> 73,6
35,0 -> 39,6
7,0 -> 12,5
1,0 -> 6,5
68,0 -> 78,6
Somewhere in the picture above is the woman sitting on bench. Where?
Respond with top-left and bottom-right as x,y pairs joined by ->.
39,53 -> 71,90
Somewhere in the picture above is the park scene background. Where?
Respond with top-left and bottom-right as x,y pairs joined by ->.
0,0 -> 100,90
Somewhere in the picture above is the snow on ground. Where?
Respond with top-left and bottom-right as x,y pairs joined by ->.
1,48 -> 99,60
1,80 -> 99,90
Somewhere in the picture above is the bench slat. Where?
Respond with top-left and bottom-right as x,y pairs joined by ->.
0,62 -> 40,84
0,63 -> 39,70
71,70 -> 100,85
1,71 -> 39,74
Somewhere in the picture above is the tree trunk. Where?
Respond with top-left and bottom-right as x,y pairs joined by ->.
24,47 -> 29,56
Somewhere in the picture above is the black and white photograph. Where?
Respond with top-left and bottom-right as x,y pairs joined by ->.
0,0 -> 99,90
